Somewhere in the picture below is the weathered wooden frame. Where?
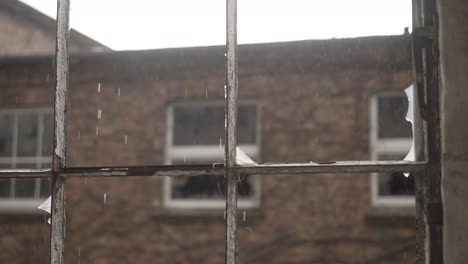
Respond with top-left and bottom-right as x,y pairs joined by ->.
0,0 -> 441,264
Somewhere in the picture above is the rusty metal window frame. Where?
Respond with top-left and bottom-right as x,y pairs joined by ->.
0,0 -> 442,264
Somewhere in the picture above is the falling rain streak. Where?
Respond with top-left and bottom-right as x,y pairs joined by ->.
97,83 -> 101,93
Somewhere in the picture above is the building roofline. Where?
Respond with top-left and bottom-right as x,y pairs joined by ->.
1,0 -> 110,51
0,34 -> 410,64
0,35 -> 412,83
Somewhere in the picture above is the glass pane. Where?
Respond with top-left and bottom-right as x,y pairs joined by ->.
0,113 -> 13,157
17,113 -> 39,156
173,104 -> 257,145
14,179 -> 37,198
378,96 -> 412,139
42,112 -> 54,156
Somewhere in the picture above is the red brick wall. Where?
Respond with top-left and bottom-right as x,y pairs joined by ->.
0,35 -> 415,264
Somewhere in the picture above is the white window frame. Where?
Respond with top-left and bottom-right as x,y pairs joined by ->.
163,101 -> 261,210
0,108 -> 53,213
370,94 -> 415,207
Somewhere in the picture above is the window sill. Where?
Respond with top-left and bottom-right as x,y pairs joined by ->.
365,206 -> 415,225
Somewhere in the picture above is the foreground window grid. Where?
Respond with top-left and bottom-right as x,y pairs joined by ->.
0,0 -> 440,263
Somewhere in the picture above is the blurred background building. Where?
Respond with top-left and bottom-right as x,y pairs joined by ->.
0,0 -> 417,263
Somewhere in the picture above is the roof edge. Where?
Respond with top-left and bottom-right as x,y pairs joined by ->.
1,0 -> 110,51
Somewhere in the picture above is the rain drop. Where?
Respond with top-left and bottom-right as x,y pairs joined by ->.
124,135 -> 128,145
46,73 -> 49,81
103,193 -> 107,204
77,130 -> 81,141
223,210 -> 226,220
97,83 -> 101,93
117,87 -> 121,97
96,126 -> 99,136
205,89 -> 208,99
243,210 -> 246,222
97,109 -> 102,120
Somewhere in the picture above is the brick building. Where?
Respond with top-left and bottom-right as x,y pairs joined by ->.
0,1 -> 417,263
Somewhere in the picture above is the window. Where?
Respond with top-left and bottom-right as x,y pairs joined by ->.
0,109 -> 53,212
370,93 -> 414,206
164,102 -> 260,209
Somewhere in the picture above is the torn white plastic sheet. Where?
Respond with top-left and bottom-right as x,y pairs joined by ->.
38,196 -> 52,224
404,85 -> 422,176
236,147 -> 257,166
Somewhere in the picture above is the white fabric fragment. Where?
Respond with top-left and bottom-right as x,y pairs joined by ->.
38,196 -> 52,224
236,147 -> 257,166
38,196 -> 51,214
404,85 -> 419,177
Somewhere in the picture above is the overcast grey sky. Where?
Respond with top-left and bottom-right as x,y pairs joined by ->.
20,0 -> 412,50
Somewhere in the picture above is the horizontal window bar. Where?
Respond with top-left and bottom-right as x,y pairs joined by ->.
0,161 -> 426,179
235,160 -> 427,174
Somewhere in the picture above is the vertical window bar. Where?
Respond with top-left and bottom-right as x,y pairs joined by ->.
225,0 -> 239,263
50,0 -> 70,263
421,0 -> 443,263
412,0 -> 442,263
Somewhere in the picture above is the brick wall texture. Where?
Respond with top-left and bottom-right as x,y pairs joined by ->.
0,2 -> 100,55
0,34 -> 417,264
